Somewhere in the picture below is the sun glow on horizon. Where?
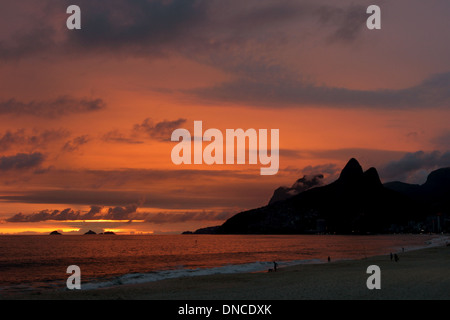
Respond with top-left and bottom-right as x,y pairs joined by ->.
0,227 -> 81,235
62,220 -> 146,223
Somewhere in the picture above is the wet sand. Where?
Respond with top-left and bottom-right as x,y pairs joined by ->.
11,245 -> 450,300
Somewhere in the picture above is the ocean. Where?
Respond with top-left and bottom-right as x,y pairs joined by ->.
0,234 -> 447,296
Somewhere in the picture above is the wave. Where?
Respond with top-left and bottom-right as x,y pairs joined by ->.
422,234 -> 450,248
80,259 -> 324,291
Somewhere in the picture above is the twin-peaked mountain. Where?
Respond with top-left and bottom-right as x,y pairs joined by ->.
188,158 -> 449,234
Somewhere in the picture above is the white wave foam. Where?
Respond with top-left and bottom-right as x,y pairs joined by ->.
423,235 -> 450,248
392,234 -> 450,254
81,259 -> 323,291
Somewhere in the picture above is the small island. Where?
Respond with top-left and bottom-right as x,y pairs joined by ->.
83,230 -> 116,235
49,230 -> 62,235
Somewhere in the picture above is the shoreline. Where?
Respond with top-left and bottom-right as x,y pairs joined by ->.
8,242 -> 450,300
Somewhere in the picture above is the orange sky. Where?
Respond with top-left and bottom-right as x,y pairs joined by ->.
0,0 -> 449,234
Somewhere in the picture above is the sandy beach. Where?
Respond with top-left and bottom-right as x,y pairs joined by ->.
10,244 -> 450,300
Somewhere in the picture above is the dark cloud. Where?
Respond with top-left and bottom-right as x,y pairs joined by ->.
380,150 -> 450,183
223,1 -> 366,42
101,118 -> 187,143
0,187 -> 259,209
269,174 -> 325,204
7,208 -> 79,222
62,135 -> 90,152
0,152 -> 44,171
0,0 -> 209,60
6,205 -> 132,222
61,0 -> 445,111
67,0 -> 208,53
0,96 -> 106,118
0,166 -> 261,189
316,4 -> 367,43
189,71 -> 450,109
0,163 -> 309,210
0,190 -> 144,207
84,205 -> 103,219
105,204 -> 138,220
280,163 -> 341,186
0,1 -> 371,60
0,25 -> 56,60
133,118 -> 187,141
292,174 -> 325,191
176,1 -> 370,87
67,0 -> 368,56
5,1 -> 447,111
143,210 -> 234,224
0,129 -> 70,152
0,0 -> 371,83
6,205 -> 233,224
101,129 -> 144,144
0,163 -> 275,211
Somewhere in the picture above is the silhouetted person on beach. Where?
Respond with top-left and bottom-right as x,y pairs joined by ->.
390,253 -> 393,261
273,261 -> 278,272
394,254 -> 399,262
328,256 -> 330,263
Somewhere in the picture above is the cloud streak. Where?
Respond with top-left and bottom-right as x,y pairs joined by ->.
6,205 -> 233,224
0,129 -> 70,152
62,135 -> 90,152
269,174 -> 325,204
189,72 -> 450,109
380,150 -> 450,183
143,210 -> 234,224
0,187 -> 261,210
6,205 -> 130,222
0,96 -> 106,118
133,118 -> 187,141
102,118 -> 187,144
0,152 -> 45,171
101,129 -> 144,145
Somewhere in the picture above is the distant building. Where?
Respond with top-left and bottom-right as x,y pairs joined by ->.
316,219 -> 327,233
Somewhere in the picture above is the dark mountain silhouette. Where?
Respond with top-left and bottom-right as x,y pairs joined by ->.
188,158 -> 449,235
182,226 -> 220,235
384,167 -> 450,214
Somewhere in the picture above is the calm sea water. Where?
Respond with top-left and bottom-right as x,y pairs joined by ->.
0,234 -> 447,296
